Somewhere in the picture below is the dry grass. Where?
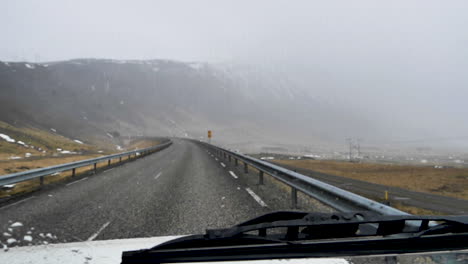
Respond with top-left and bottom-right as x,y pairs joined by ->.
127,139 -> 160,149
275,159 -> 468,200
0,120 -> 99,160
391,202 -> 443,215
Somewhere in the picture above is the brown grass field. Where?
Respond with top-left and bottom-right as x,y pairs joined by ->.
275,159 -> 468,201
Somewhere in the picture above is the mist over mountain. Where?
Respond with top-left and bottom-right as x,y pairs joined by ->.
0,58 -> 463,155
0,59 -> 378,152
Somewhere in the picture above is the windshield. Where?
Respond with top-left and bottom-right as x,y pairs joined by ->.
1,0 -> 467,262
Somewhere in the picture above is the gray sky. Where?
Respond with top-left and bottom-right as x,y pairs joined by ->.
2,0 -> 468,147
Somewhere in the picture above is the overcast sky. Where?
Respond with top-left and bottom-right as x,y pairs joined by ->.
2,0 -> 468,148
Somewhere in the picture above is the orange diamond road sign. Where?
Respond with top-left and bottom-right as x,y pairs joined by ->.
208,130 -> 212,138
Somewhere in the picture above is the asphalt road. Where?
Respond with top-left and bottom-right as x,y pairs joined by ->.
276,163 -> 468,215
0,139 -> 332,247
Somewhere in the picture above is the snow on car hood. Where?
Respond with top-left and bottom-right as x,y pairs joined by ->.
0,235 -> 349,264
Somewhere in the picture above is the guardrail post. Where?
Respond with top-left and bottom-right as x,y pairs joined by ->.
244,162 -> 248,174
228,155 -> 231,162
119,157 -> 122,163
128,154 -> 131,160
108,159 -> 111,166
258,171 -> 264,185
72,168 -> 76,177
235,158 -> 238,166
40,176 -> 44,186
291,187 -> 298,208
94,163 -> 97,173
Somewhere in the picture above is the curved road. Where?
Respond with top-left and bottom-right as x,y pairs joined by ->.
0,139 -> 332,247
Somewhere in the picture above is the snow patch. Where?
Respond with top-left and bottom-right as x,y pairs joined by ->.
73,139 -> 84,144
16,141 -> 26,146
260,157 -> 275,160
50,128 -> 57,133
420,159 -> 428,164
304,154 -> 321,159
6,238 -> 16,244
188,62 -> 204,70
0,133 -> 15,143
106,133 -> 114,138
25,63 -> 35,69
2,184 -> 15,189
25,153 -> 32,158
60,150 -> 76,154
116,145 -> 122,151
9,156 -> 22,160
23,235 -> 33,242
10,222 -> 23,228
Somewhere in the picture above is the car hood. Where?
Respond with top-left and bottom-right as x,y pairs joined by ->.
0,235 -> 349,264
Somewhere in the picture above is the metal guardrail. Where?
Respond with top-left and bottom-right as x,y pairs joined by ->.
196,141 -> 408,216
0,140 -> 172,186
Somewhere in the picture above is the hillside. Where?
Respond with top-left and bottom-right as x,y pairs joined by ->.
0,59 -> 370,152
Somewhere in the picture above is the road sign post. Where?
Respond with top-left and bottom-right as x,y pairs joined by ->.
208,130 -> 212,144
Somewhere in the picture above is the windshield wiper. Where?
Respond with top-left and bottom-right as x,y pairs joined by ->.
122,211 -> 468,263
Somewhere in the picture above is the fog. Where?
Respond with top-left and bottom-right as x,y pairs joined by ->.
2,0 -> 468,150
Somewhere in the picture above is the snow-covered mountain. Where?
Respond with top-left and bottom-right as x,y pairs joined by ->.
0,59 -> 372,152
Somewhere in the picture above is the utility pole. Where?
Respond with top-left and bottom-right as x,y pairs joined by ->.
356,138 -> 361,158
346,138 -> 353,161
346,138 -> 363,162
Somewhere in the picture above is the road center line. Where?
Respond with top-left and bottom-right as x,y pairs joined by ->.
0,196 -> 35,210
87,221 -> 111,241
220,162 -> 226,168
229,171 -> 238,179
66,177 -> 88,186
245,188 -> 267,207
155,172 -> 162,180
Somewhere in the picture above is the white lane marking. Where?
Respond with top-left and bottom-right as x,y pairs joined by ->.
66,177 -> 88,186
245,188 -> 267,207
229,171 -> 238,179
0,196 -> 35,210
220,162 -> 226,168
104,168 -> 114,173
87,221 -> 110,241
154,172 -> 162,180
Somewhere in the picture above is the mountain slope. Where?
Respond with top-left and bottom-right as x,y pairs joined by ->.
0,59 -> 372,152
